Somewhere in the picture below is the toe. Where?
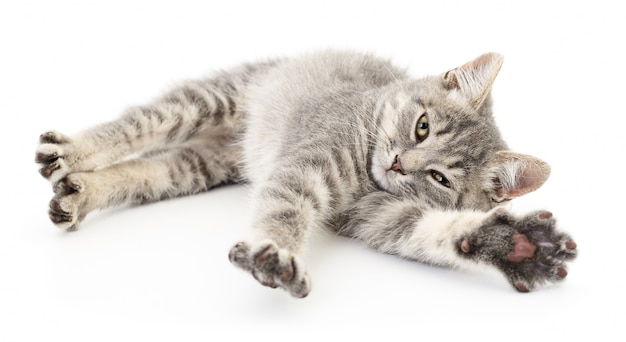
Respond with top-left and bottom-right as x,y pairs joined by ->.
35,151 -> 58,163
228,241 -> 253,271
565,240 -> 577,250
460,238 -> 472,253
39,131 -> 69,144
280,256 -> 296,282
537,210 -> 553,220
514,282 -> 530,293
39,161 -> 61,178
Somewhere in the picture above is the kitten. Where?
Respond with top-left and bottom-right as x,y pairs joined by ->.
36,51 -> 577,298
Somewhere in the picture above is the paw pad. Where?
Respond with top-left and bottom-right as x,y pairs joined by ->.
469,209 -> 578,292
36,131 -> 75,183
507,233 -> 537,263
39,131 -> 69,144
46,174 -> 88,232
565,241 -> 577,250
537,210 -> 553,220
514,282 -> 530,293
460,239 -> 472,253
229,240 -> 311,298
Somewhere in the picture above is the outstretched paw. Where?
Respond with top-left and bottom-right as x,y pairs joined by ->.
48,174 -> 89,232
36,131 -> 76,183
229,240 -> 311,298
460,210 -> 577,292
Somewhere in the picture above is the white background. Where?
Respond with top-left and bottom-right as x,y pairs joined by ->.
1,0 -> 624,340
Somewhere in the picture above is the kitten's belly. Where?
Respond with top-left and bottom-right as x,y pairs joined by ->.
240,95 -> 287,187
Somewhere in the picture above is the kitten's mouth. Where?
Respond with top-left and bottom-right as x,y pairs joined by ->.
388,155 -> 406,175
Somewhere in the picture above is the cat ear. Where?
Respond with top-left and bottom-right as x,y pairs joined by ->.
442,52 -> 504,110
484,151 -> 551,202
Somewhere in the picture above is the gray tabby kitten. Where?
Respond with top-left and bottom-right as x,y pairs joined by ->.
36,51 -> 577,298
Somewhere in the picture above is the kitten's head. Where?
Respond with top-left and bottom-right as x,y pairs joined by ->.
370,53 -> 550,211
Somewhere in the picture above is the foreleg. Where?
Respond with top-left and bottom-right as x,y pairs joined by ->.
339,192 -> 578,292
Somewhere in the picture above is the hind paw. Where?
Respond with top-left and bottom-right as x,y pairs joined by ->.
36,131 -> 75,183
48,174 -> 89,231
229,240 -> 311,298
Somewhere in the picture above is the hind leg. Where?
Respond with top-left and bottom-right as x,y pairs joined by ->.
48,141 -> 241,231
36,73 -> 246,185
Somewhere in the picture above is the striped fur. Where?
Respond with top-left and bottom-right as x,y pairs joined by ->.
37,51 -> 576,297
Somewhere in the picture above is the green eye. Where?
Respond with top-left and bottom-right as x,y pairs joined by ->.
416,114 -> 429,141
431,170 -> 450,188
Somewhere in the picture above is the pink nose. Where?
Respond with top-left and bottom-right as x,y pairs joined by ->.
390,155 -> 404,174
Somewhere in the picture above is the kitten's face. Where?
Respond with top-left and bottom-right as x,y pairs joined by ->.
369,53 -> 551,210
369,80 -> 507,211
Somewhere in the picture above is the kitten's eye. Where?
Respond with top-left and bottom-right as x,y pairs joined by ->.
415,114 -> 429,142
430,170 -> 450,188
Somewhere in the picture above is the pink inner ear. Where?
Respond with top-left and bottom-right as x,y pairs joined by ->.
513,168 -> 546,196
490,152 -> 551,200
498,170 -> 544,199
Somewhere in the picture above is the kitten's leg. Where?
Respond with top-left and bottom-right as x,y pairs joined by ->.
228,154 -> 345,298
48,141 -> 240,231
339,192 -> 578,292
35,65 -> 266,184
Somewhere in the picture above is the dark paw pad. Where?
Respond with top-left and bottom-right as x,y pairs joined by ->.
39,161 -> 62,178
47,196 -> 81,231
46,175 -> 86,231
228,242 -> 253,271
39,132 -> 69,144
54,177 -> 85,195
36,151 -> 59,164
229,240 -> 311,298
514,282 -> 530,293
253,245 -> 296,283
49,199 -> 71,222
36,131 -> 73,182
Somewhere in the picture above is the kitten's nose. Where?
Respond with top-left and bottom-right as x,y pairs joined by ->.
390,155 -> 405,174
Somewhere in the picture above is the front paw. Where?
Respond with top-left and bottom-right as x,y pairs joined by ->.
229,240 -> 311,298
460,210 -> 577,292
36,131 -> 75,183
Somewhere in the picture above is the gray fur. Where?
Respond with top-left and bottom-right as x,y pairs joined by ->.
36,50 -> 576,297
